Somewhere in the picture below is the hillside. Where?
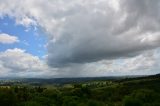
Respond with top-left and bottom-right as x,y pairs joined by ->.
0,74 -> 159,106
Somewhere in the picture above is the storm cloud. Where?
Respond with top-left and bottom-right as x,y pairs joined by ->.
46,0 -> 160,66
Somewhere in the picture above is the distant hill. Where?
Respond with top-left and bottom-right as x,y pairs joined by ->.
17,75 -> 147,85
117,73 -> 160,83
0,74 -> 159,86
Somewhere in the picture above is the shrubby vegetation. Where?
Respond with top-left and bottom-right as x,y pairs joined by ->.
0,76 -> 160,106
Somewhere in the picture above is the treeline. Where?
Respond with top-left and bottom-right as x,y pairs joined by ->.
0,78 -> 160,106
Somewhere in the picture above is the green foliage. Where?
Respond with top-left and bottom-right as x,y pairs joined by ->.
0,88 -> 17,106
87,100 -> 105,106
0,77 -> 159,106
123,96 -> 142,106
24,101 -> 42,106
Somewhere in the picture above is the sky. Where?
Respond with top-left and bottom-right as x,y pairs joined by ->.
0,0 -> 160,78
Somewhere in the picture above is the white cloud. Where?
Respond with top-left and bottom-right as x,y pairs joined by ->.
0,33 -> 19,44
0,48 -> 56,78
15,16 -> 37,27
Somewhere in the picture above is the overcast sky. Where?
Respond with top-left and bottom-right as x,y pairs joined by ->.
0,0 -> 160,78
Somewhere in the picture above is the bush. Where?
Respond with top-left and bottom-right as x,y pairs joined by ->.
123,96 -> 142,106
24,101 -> 42,106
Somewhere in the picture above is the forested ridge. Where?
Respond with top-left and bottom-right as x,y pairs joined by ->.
0,74 -> 160,106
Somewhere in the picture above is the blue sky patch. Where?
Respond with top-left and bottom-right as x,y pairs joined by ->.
0,16 -> 46,58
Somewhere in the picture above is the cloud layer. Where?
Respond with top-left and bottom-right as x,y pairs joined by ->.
0,48 -> 159,77
0,0 -> 160,77
0,33 -> 19,44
